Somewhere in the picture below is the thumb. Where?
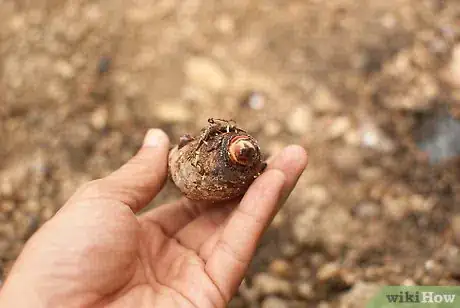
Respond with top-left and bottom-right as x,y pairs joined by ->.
73,129 -> 170,212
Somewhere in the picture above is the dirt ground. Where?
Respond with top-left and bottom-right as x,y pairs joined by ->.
1,0 -> 460,307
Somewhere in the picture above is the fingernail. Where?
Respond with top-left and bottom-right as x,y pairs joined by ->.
143,129 -> 168,148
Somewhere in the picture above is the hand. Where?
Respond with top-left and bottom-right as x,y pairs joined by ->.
0,129 -> 307,308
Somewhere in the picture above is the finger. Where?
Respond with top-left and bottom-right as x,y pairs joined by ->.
74,129 -> 170,212
266,144 -> 309,203
205,169 -> 285,301
205,145 -> 308,301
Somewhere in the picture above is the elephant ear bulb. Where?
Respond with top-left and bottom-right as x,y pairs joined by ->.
168,119 -> 267,202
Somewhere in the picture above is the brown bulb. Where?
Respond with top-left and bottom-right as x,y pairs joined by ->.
168,119 -> 266,201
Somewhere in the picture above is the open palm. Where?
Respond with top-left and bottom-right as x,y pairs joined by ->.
0,129 -> 307,308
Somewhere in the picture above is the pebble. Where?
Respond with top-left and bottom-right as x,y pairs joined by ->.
91,107 -> 109,130
286,106 -> 312,135
268,259 -> 292,278
360,121 -> 395,152
261,296 -> 289,308
424,259 -> 443,278
242,91 -> 266,110
155,101 -> 192,124
0,224 -> 15,241
22,200 -> 40,214
339,282 -> 381,308
354,201 -> 380,219
47,80 -> 68,103
317,262 -> 341,281
305,185 -> 331,206
297,282 -> 314,299
311,85 -> 342,113
382,195 -> 408,220
280,242 -> 300,258
0,239 -> 10,255
54,60 -> 75,79
215,14 -> 235,34
185,57 -> 228,92
332,147 -> 363,173
41,206 -> 56,221
0,180 -> 13,198
292,207 -> 321,245
0,201 -> 15,214
444,44 -> 460,88
409,194 -> 437,213
252,273 -> 293,297
327,116 -> 351,139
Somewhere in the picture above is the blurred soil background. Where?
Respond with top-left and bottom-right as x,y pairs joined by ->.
1,0 -> 460,307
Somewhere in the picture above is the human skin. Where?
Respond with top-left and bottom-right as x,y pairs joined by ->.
0,129 -> 308,308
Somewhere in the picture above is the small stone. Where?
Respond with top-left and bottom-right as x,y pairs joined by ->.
327,116 -> 351,139
252,273 -> 292,297
185,57 -> 228,92
242,91 -> 266,110
22,200 -> 40,214
297,282 -> 314,299
41,206 -> 56,221
54,60 -> 75,79
280,242 -> 300,258
402,279 -> 416,286
306,185 -> 331,206
339,282 -> 381,308
0,239 -> 10,255
91,107 -> 109,130
444,44 -> 460,88
424,260 -> 443,278
317,262 -> 341,281
0,223 -> 15,240
47,80 -> 68,103
360,121 -> 395,152
155,101 -> 192,124
318,302 -> 331,308
332,147 -> 363,173
286,106 -> 312,135
0,201 -> 15,214
271,210 -> 286,228
0,180 -> 13,198
382,195 -> 408,220
380,13 -> 397,29
125,8 -> 154,23
261,296 -> 288,308
268,259 -> 292,278
354,202 -> 380,219
409,194 -> 437,213
292,207 -> 321,245
215,15 -> 235,34
9,15 -> 26,32
311,85 -> 342,113
299,268 -> 312,279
